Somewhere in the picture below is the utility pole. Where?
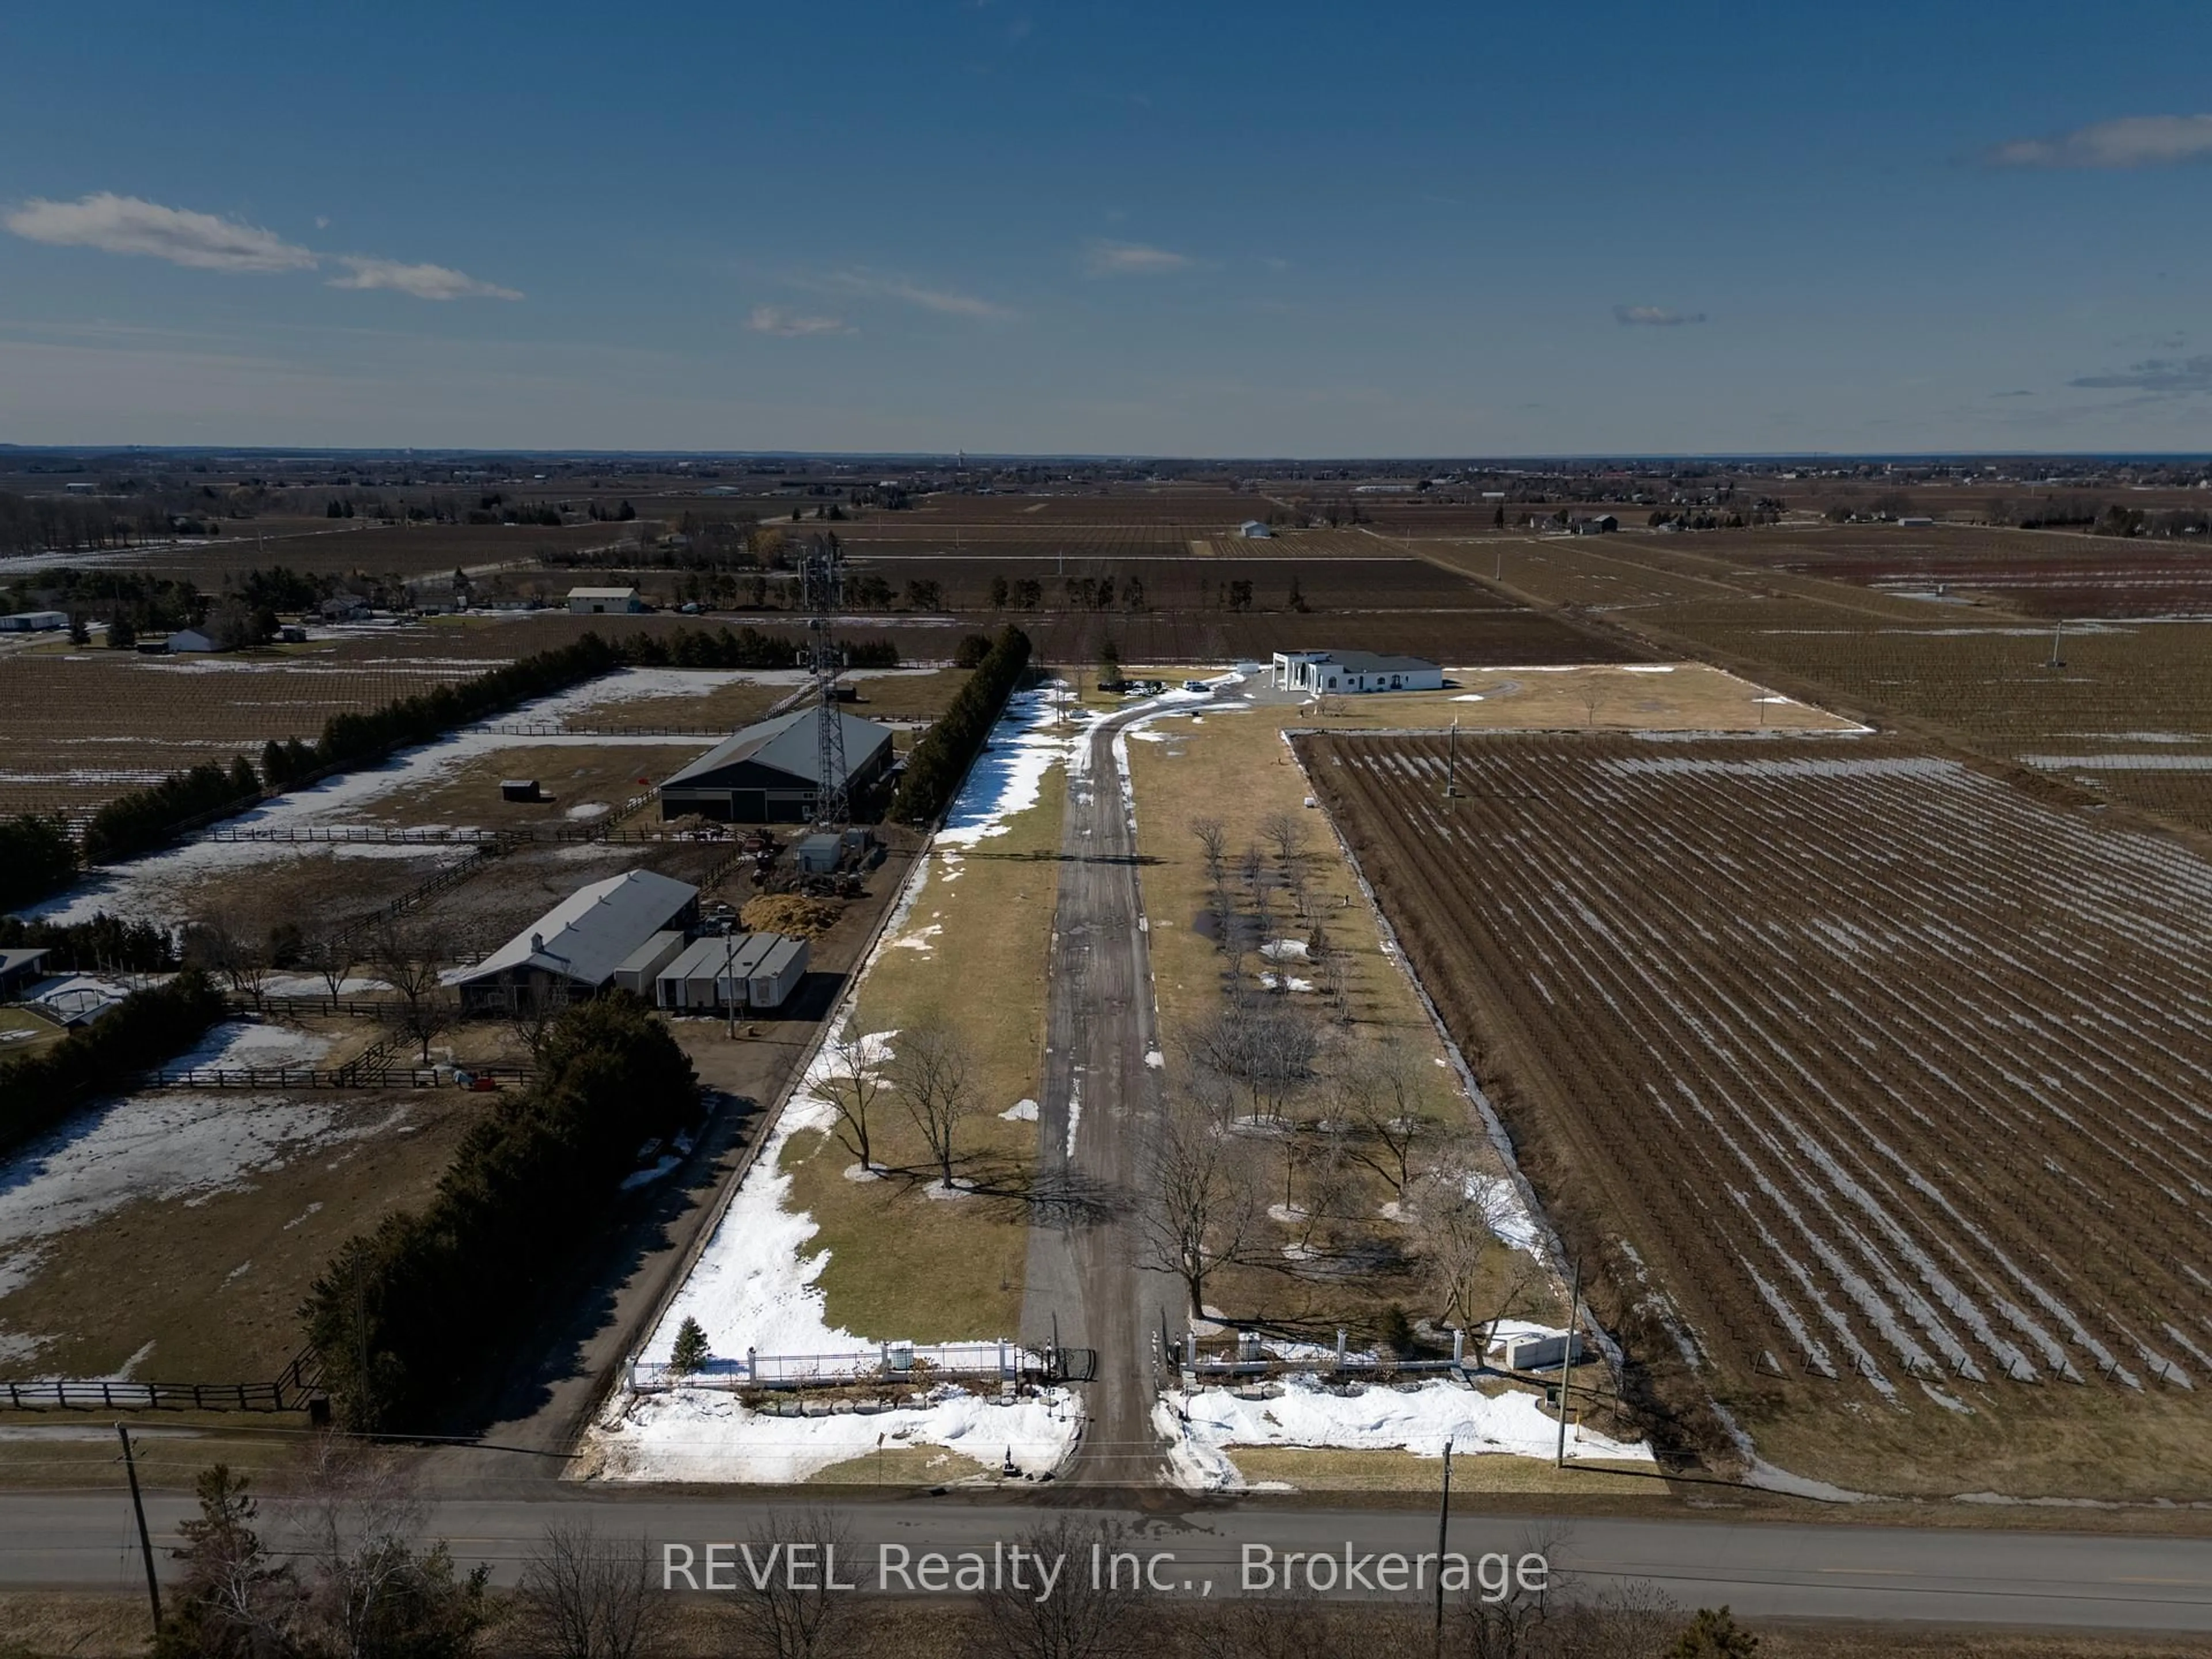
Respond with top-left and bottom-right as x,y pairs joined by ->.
1555,1262 -> 1581,1468
1432,1438 -> 1453,1649
118,1423 -> 161,1638
723,921 -> 738,1040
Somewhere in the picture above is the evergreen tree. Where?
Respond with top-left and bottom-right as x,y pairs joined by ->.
671,1316 -> 711,1377
1668,1607 -> 1760,1657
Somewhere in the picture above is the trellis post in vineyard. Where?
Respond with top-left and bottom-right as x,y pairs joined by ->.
1442,716 -> 1461,798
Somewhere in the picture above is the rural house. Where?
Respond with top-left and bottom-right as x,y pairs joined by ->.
443,868 -> 698,1013
567,586 -> 643,615
1271,649 -> 1444,695
658,707 -> 895,823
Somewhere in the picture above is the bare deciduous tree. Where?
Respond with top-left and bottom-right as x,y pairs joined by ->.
1138,1093 -> 1264,1318
508,974 -> 572,1063
718,1508 -> 857,1659
1411,1155 -> 1539,1345
1192,999 -> 1319,1125
1190,1593 -> 1357,1659
892,1014 -> 975,1190
299,915 -> 360,1009
283,1435 -> 491,1659
370,921 -> 452,1063
819,1027 -> 889,1173
1259,808 -> 1306,872
1188,815 -> 1228,883
1334,1035 -> 1443,1205
973,1516 -> 1153,1659
516,1522 -> 671,1659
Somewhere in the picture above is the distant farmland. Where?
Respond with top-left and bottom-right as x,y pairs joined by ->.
1304,729 -> 2212,1497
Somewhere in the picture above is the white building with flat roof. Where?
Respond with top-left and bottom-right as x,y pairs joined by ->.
1271,649 -> 1442,695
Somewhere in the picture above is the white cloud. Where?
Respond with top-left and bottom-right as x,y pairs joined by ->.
4,192 -> 315,273
1989,114 -> 2212,169
1082,238 -> 1191,276
819,270 -> 1013,320
2070,355 -> 2212,394
746,305 -> 851,337
327,256 -> 521,301
1614,304 -> 1706,327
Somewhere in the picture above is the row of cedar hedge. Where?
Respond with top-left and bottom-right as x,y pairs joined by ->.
891,624 -> 1032,823
300,995 -> 698,1433
82,757 -> 263,865
0,815 -> 77,914
58,623 -> 908,875
0,970 -> 227,1161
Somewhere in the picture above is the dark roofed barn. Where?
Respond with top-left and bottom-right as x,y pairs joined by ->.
659,707 -> 896,823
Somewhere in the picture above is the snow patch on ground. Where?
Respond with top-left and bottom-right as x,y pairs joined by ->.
171,1021 -> 333,1073
1158,1376 -> 1653,1491
1000,1099 -> 1039,1122
596,1384 -> 1080,1484
0,1081 -> 402,1350
585,1028 -> 1082,1482
937,688 -> 1085,849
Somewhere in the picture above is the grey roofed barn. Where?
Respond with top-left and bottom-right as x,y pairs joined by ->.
443,868 -> 698,1011
659,706 -> 895,823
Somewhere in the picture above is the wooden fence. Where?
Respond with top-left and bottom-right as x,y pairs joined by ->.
0,1349 -> 323,1414
148,1062 -> 532,1091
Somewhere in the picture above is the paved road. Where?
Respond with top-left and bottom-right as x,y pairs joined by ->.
1021,699 -> 1185,1487
15,1488 -> 2212,1630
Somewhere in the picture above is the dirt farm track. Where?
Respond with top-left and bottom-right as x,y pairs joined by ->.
1301,730 -> 2212,1499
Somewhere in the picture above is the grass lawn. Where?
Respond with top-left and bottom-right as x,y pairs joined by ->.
0,1006 -> 65,1060
1122,677 -> 1558,1346
1226,1445 -> 1662,1495
777,753 -> 1069,1344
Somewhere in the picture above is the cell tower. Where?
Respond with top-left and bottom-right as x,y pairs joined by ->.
801,535 -> 850,829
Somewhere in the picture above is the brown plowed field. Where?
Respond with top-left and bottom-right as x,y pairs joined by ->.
1301,730 -> 2212,1497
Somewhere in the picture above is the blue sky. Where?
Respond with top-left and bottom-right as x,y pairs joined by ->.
5,1 -> 2212,456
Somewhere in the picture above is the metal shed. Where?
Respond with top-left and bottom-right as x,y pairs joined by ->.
744,936 -> 809,1010
655,933 -> 776,1011
613,930 -> 689,996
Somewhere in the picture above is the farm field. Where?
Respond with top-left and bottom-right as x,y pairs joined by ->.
1301,729 -> 2212,1499
0,645 -> 489,823
1419,534 -> 2212,842
70,518 -> 633,582
838,554 -> 1512,613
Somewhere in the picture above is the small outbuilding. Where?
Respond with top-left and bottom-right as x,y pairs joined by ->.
659,707 -> 896,823
613,930 -> 690,997
0,948 -> 52,1000
1238,520 -> 1272,539
168,628 -> 219,653
500,778 -> 544,803
0,611 -> 69,632
568,586 -> 643,615
653,932 -> 810,1013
